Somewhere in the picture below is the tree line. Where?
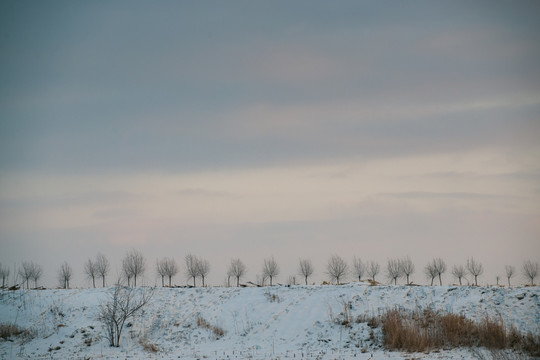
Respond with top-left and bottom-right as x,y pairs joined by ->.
1,252 -> 538,289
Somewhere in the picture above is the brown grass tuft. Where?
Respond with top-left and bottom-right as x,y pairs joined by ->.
197,315 -> 226,338
378,309 -> 539,357
0,322 -> 32,340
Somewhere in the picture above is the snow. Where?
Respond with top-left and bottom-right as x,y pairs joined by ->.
1,283 -> 539,359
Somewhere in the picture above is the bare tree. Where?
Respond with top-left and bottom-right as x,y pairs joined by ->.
163,258 -> 178,286
19,262 -> 33,289
84,259 -> 97,288
95,253 -> 110,287
30,262 -> 42,288
452,264 -> 466,285
185,254 -> 199,286
399,256 -> 415,284
98,285 -> 153,347
228,258 -> 246,287
326,255 -> 348,284
352,257 -> 365,282
467,257 -> 483,286
298,258 -> 314,285
386,258 -> 402,285
425,261 -> 437,286
262,256 -> 280,286
156,258 -> 167,287
58,262 -> 73,289
0,264 -> 9,288
505,265 -> 515,287
433,258 -> 446,286
121,250 -> 145,287
367,261 -> 380,282
522,260 -> 538,286
197,258 -> 210,287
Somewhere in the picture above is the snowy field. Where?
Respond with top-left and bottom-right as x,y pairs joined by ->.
1,283 -> 539,359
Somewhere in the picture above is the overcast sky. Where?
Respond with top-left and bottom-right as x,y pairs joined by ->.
1,1 -> 539,287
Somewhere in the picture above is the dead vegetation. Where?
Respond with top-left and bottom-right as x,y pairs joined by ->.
374,308 -> 539,357
0,322 -> 34,341
196,315 -> 225,338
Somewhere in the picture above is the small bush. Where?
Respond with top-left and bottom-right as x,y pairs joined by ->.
264,291 -> 281,303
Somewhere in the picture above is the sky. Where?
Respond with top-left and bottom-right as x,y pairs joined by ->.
1,1 -> 539,288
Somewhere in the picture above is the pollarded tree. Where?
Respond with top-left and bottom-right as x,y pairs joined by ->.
452,264 -> 466,285
19,262 -> 33,289
185,254 -> 199,287
228,258 -> 246,287
425,260 -> 437,286
352,257 -> 365,282
197,258 -> 210,287
156,258 -> 167,287
95,253 -> 110,287
30,262 -> 42,288
400,256 -> 415,284
433,258 -> 446,286
122,249 -> 145,287
84,259 -> 97,288
298,258 -> 314,285
0,264 -> 9,288
58,262 -> 73,289
163,258 -> 178,286
386,258 -> 402,285
523,260 -> 539,286
505,265 -> 515,287
467,257 -> 483,286
262,256 -> 280,286
326,255 -> 348,284
367,261 -> 380,282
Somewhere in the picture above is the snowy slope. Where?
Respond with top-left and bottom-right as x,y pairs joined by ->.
1,283 -> 539,359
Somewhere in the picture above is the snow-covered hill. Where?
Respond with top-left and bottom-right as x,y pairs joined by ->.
1,283 -> 539,359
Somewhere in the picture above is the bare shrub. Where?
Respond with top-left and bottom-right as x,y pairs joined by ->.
196,315 -> 225,338
264,290 -> 281,303
98,285 -> 153,347
185,254 -> 199,286
0,322 -> 31,340
19,261 -> 42,289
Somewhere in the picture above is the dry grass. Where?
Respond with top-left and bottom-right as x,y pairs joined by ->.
139,337 -> 159,352
0,322 -> 32,340
196,315 -> 226,338
377,309 -> 540,357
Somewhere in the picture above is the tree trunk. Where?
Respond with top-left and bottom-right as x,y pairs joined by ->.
92,277 -> 96,288
161,276 -> 164,287
474,275 -> 478,286
102,276 -> 105,287
438,274 -> 442,286
406,274 -> 410,284
168,276 -> 172,287
202,276 -> 205,287
507,277 -> 510,287
430,278 -> 434,286
134,275 -> 137,287
305,276 -> 309,285
459,277 -> 462,286
236,276 -> 240,287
